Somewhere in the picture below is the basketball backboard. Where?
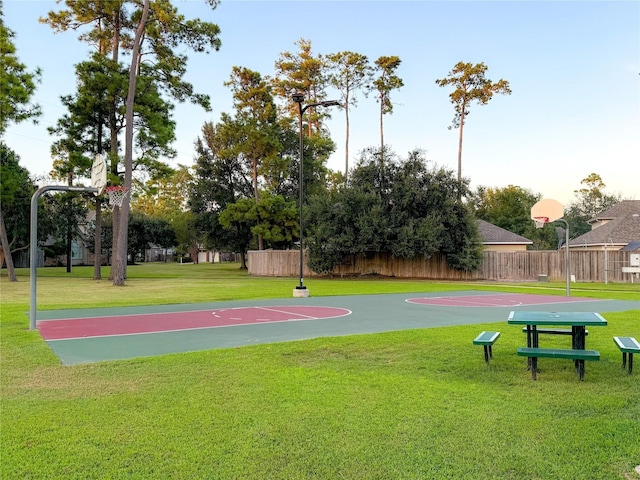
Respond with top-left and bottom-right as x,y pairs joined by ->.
531,198 -> 564,227
91,154 -> 107,196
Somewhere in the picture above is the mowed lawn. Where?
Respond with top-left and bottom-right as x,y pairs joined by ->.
2,263 -> 639,479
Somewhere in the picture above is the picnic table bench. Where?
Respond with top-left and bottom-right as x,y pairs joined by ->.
473,331 -> 500,364
517,347 -> 600,381
613,336 -> 640,374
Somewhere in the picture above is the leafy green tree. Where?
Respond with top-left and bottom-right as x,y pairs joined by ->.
372,56 -> 403,162
0,6 -> 42,280
306,187 -> 383,274
41,191 -> 89,273
42,0 -> 222,285
0,144 -> 37,280
41,1 -> 221,108
326,51 -> 372,179
564,173 -> 622,238
190,122 -> 254,268
469,185 -> 557,250
132,166 -> 194,261
132,165 -> 192,219
216,198 -> 254,270
471,185 -> 538,234
49,54 -> 176,278
273,38 -> 332,136
223,67 -> 283,249
48,56 -> 115,180
0,2 -> 41,136
222,193 -> 298,251
94,211 -> 175,264
47,56 -> 119,279
435,62 -> 511,182
127,212 -> 176,263
306,148 -> 483,273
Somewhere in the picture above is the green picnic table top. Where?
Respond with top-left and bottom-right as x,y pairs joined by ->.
508,311 -> 608,326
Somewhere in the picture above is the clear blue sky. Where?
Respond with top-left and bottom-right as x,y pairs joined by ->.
3,0 -> 639,205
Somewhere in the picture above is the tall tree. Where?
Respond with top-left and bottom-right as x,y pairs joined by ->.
111,0 -> 151,285
273,38 -> 330,136
190,121 -> 254,268
49,55 -> 176,278
571,173 -> 621,220
43,0 -> 222,285
326,51 -> 372,180
0,2 -> 42,136
372,56 -> 403,163
435,61 -> 511,182
0,5 -> 42,280
224,67 -> 282,249
42,1 -> 130,167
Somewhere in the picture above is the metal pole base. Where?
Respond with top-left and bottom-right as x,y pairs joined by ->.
293,286 -> 309,298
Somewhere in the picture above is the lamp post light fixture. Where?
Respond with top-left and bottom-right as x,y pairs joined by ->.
292,93 -> 340,297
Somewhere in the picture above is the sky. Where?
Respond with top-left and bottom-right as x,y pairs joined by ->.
3,0 -> 639,206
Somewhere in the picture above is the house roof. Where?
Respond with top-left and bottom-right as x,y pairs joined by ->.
621,241 -> 640,251
588,200 -> 640,224
477,219 -> 533,245
569,211 -> 640,248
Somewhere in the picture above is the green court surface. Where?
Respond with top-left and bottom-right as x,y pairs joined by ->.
34,291 -> 640,365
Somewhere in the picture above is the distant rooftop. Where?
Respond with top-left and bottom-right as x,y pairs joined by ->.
570,200 -> 640,248
477,219 -> 532,245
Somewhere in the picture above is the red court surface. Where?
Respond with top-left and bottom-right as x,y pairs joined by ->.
38,305 -> 351,341
406,293 -> 601,308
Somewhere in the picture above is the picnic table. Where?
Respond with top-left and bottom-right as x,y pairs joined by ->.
507,311 -> 608,380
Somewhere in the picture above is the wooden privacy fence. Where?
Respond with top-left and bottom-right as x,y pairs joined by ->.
247,249 -> 638,283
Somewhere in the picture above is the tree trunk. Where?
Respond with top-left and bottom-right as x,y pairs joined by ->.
112,0 -> 150,286
345,96 -> 350,181
457,107 -> 466,183
93,198 -> 102,280
253,159 -> 263,250
0,207 -> 17,281
379,96 -> 384,163
66,220 -> 72,273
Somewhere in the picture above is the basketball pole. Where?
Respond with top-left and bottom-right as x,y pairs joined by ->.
30,185 -> 97,330
554,218 -> 571,297
531,199 -> 570,297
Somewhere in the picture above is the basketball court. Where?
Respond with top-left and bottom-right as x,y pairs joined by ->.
35,291 -> 640,365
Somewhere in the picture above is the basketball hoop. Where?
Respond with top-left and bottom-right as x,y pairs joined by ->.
105,185 -> 130,209
533,216 -> 549,229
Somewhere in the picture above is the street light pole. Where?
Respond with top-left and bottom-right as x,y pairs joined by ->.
292,93 -> 340,297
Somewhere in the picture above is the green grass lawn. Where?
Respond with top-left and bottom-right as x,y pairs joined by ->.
2,263 -> 639,479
